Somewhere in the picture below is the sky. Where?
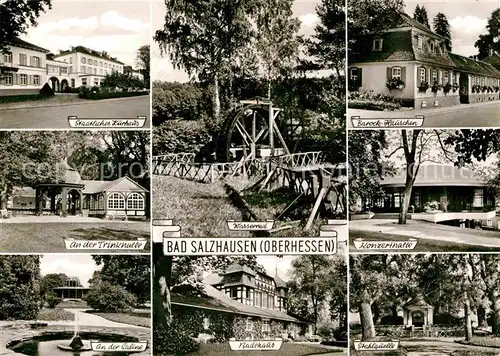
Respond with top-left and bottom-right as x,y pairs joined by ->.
403,0 -> 498,57
21,0 -> 151,68
151,0 -> 322,82
40,254 -> 100,288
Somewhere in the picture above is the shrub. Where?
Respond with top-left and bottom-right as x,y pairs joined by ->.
153,322 -> 199,355
38,308 -> 74,321
153,119 -> 213,155
418,81 -> 429,93
63,86 -> 79,93
443,82 -> 452,94
431,82 -> 442,93
380,315 -> 404,325
45,292 -> 61,308
434,312 -> 462,325
91,86 -> 100,93
386,78 -> 405,90
83,281 -> 136,312
39,83 -> 55,97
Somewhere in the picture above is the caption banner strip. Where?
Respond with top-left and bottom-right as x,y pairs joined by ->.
351,115 -> 425,128
152,219 -> 347,255
68,116 -> 147,128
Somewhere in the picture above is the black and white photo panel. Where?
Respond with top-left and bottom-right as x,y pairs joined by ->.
349,129 -> 500,253
347,0 -> 500,129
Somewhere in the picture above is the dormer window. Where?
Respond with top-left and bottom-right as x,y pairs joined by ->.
372,38 -> 383,51
417,36 -> 423,50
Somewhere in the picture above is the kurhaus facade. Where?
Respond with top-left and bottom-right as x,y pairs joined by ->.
348,13 -> 500,108
171,264 -> 313,341
0,38 -> 141,96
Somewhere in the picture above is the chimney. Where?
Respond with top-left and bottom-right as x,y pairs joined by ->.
489,48 -> 494,57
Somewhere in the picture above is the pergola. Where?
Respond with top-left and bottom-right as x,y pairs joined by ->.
34,160 -> 84,217
403,294 -> 434,327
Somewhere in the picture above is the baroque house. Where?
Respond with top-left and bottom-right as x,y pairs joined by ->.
170,264 -> 313,341
0,38 -> 142,96
348,12 -> 500,108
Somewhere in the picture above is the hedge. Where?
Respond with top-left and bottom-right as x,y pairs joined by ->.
78,91 -> 149,100
348,99 -> 401,111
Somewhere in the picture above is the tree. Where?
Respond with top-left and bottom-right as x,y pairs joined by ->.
474,8 -> 500,60
287,255 -> 344,334
0,255 -> 41,320
136,45 -> 150,89
84,281 -> 137,312
255,0 -> 301,99
40,273 -> 68,297
0,132 -> 62,209
348,0 -> 404,59
155,0 -> 257,118
413,4 -> 430,29
308,0 -> 345,76
433,13 -> 452,51
0,0 -> 52,53
479,255 -> 500,335
92,255 -> 150,304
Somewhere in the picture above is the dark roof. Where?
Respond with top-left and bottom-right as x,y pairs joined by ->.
483,52 -> 500,70
54,46 -> 124,65
404,294 -> 433,309
449,52 -> 500,78
398,12 -> 439,38
171,284 -> 304,323
6,37 -> 50,53
223,264 -> 257,276
57,161 -> 82,185
274,274 -> 287,288
381,164 -> 487,188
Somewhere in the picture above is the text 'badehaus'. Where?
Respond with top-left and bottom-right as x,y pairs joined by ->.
348,12 -> 500,108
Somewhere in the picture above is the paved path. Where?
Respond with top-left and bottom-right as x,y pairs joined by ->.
63,309 -> 149,330
0,96 -> 150,129
348,101 -> 500,128
350,219 -> 500,248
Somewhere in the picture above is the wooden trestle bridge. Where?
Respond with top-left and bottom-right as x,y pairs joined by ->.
153,98 -> 346,229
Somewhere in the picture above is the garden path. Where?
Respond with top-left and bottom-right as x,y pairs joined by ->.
63,309 -> 149,330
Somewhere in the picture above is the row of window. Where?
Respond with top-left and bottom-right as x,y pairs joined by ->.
2,52 -> 41,67
107,192 -> 145,210
80,56 -> 122,71
81,66 -> 117,76
418,67 -> 459,85
372,36 -> 446,54
81,77 -> 104,86
0,73 -> 40,86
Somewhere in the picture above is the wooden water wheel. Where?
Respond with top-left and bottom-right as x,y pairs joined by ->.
216,98 -> 291,162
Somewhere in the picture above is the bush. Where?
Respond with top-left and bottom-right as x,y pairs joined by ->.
91,86 -> 100,93
63,86 -> 79,93
154,322 -> 199,355
78,90 -> 148,100
39,83 -> 55,97
83,281 -> 136,312
38,308 -> 74,321
153,119 -> 213,155
380,315 -> 404,325
45,292 -> 61,308
434,312 -> 462,325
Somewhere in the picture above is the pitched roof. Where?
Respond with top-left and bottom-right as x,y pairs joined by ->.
404,294 -> 433,309
6,37 -> 50,53
381,164 -> 487,188
449,52 -> 500,78
274,274 -> 287,288
483,52 -> 500,70
82,176 -> 149,194
398,12 -> 439,38
54,46 -> 124,65
171,284 -> 304,323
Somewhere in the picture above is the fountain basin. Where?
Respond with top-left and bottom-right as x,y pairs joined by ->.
8,332 -> 141,356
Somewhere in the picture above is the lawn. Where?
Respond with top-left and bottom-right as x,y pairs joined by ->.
0,222 -> 150,252
153,175 -> 251,238
457,336 -> 500,348
87,310 -> 151,328
38,308 -> 74,321
56,299 -> 89,309
0,94 -> 82,109
349,230 -> 500,252
188,342 -> 343,356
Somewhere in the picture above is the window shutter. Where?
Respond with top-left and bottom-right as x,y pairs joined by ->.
387,67 -> 392,80
358,68 -> 363,87
417,67 -> 422,86
13,74 -> 17,85
401,67 -> 406,84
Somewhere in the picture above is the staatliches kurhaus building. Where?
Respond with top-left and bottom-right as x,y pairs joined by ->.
0,37 -> 144,96
348,12 -> 500,108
